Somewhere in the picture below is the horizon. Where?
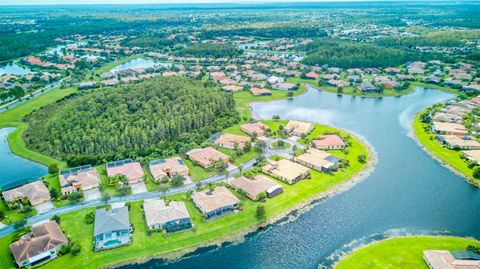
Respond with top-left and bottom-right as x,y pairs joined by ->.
1,0 -> 445,7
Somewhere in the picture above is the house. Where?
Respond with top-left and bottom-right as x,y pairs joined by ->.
148,157 -> 189,181
10,221 -> 68,268
186,147 -> 229,168
432,121 -> 468,136
59,165 -> 101,196
437,135 -> 480,150
191,186 -> 240,218
327,79 -> 349,88
462,150 -> 480,164
213,133 -> 251,149
312,134 -> 346,150
267,75 -> 284,84
262,159 -> 310,184
2,181 -> 51,207
305,72 -> 319,80
463,84 -> 480,92
106,159 -> 145,185
357,82 -> 380,93
285,120 -> 313,136
94,207 -> 131,251
143,199 -> 192,232
293,148 -> 341,172
273,82 -> 296,91
221,85 -> 243,92
432,112 -> 462,123
230,175 -> 283,200
250,87 -> 272,96
241,122 -> 269,137
423,250 -> 480,269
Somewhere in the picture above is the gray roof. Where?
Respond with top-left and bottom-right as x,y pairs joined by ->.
94,207 -> 130,236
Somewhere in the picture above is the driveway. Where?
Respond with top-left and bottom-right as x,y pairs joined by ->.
84,188 -> 101,201
34,201 -> 55,213
131,182 -> 148,194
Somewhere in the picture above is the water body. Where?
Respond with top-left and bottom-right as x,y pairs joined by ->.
0,128 -> 47,190
0,62 -> 32,76
125,87 -> 480,269
110,58 -> 170,73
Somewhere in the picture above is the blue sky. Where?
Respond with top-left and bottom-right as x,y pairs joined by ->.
3,0 -> 381,6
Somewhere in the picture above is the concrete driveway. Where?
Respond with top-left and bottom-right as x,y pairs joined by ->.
34,201 -> 55,213
131,182 -> 147,194
84,188 -> 101,201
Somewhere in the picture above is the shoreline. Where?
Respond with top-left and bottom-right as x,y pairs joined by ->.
105,128 -> 378,268
409,111 -> 479,187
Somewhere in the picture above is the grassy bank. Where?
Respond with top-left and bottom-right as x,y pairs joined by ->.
413,111 -> 479,186
0,122 -> 370,269
335,236 -> 480,269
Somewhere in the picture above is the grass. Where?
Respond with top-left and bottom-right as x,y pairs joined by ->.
183,159 -> 218,182
413,111 -> 480,186
216,147 -> 260,166
272,141 -> 290,150
0,121 -> 369,269
335,236 -> 480,269
92,55 -> 142,76
0,200 -> 37,225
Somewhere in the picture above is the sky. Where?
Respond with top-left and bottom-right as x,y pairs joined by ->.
2,0 -> 383,6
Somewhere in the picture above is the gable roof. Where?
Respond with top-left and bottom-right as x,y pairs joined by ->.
94,207 -> 130,236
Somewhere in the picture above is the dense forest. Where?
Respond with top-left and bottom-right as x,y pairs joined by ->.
302,38 -> 448,68
375,31 -> 476,48
175,44 -> 242,58
122,36 -> 175,50
198,25 -> 327,39
24,77 -> 239,166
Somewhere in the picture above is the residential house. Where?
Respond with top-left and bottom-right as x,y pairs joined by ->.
2,181 -> 51,207
273,82 -> 296,91
462,150 -> 480,164
148,157 -> 189,181
432,122 -> 468,136
94,207 -> 131,251
221,85 -> 243,92
10,221 -> 68,268
327,79 -> 349,88
285,120 -> 313,136
213,133 -> 251,149
230,175 -> 283,200
423,250 -> 480,269
143,199 -> 192,232
251,87 -> 272,96
241,122 -> 269,137
437,135 -> 480,150
186,147 -> 229,168
106,159 -> 145,185
305,72 -> 319,80
293,148 -> 341,172
357,82 -> 380,93
262,159 -> 310,184
191,186 -> 240,219
312,134 -> 346,150
59,165 -> 101,196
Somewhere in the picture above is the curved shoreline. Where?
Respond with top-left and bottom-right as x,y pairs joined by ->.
409,111 -> 479,187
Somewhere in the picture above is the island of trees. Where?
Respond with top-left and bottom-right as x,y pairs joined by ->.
23,77 -> 239,166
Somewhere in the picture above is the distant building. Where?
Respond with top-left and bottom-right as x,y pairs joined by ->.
437,135 -> 480,150
423,250 -> 480,269
191,186 -> 240,219
10,221 -> 68,268
250,87 -> 272,96
143,199 -> 192,232
431,122 -> 468,136
94,207 -> 131,251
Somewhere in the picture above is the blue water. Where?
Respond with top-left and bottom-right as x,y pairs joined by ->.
110,58 -> 170,72
0,127 -> 47,190
0,62 -> 32,76
123,87 -> 480,269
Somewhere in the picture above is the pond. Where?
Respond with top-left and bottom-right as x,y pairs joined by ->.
124,87 -> 480,269
110,58 -> 170,73
0,127 -> 47,190
0,62 -> 32,76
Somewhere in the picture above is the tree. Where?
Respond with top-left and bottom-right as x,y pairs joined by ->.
13,219 -> 27,231
49,188 -> 59,200
287,91 -> 294,98
473,167 -> 480,179
67,191 -> 83,202
258,192 -> 267,201
51,215 -> 61,224
337,87 -> 344,94
358,154 -> 367,164
85,212 -> 95,224
255,140 -> 267,152
116,185 -> 130,196
70,241 -> 81,256
256,205 -> 266,220
171,175 -> 186,187
48,163 -> 59,174
100,193 -> 111,203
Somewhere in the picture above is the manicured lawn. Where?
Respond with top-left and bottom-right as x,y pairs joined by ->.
183,158 -> 218,182
216,147 -> 260,166
271,141 -> 290,150
413,111 -> 479,186
335,236 -> 480,269
0,200 -> 37,225
0,121 -> 370,269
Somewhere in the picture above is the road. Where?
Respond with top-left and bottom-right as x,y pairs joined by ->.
0,158 -> 257,238
0,76 -> 71,113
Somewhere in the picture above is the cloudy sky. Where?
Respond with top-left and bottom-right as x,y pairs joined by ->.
3,0 -> 383,6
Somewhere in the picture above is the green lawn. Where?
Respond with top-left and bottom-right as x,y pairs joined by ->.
0,200 -> 37,225
272,141 -> 290,150
335,236 -> 480,269
413,111 -> 480,186
0,121 -> 370,269
183,158 -> 218,182
216,147 -> 260,166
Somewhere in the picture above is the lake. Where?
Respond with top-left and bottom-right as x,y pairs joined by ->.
0,128 -> 47,190
0,62 -> 32,76
123,87 -> 480,269
110,58 -> 170,73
